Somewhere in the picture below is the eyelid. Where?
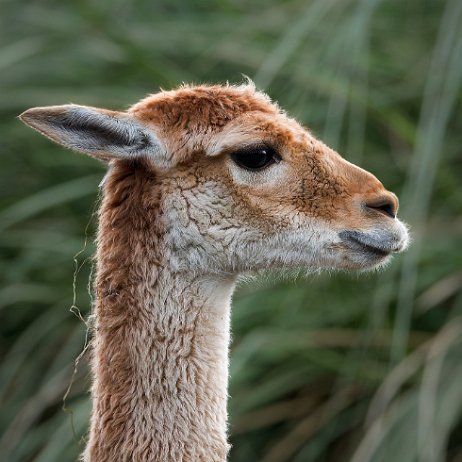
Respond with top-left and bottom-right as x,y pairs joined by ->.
233,143 -> 282,160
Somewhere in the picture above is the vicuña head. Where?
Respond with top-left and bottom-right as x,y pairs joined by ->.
20,83 -> 409,462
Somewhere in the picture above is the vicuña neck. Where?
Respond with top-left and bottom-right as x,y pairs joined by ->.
84,163 -> 235,462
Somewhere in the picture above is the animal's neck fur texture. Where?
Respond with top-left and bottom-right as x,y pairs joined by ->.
84,163 -> 235,462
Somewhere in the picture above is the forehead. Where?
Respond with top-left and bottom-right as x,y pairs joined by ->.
130,84 -> 279,130
129,84 -> 312,163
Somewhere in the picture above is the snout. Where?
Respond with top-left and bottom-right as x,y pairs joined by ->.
338,175 -> 408,267
338,188 -> 409,268
321,149 -> 409,268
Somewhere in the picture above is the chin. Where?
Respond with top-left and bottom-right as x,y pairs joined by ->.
347,253 -> 393,272
321,256 -> 390,273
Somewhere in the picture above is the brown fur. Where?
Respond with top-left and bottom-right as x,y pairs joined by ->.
19,83 -> 408,462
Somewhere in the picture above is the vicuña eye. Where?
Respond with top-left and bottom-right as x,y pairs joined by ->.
230,146 -> 281,171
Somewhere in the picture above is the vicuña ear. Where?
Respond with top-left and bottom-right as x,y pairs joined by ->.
19,105 -> 165,165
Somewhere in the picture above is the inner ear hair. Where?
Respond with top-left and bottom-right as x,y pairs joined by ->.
53,108 -> 146,149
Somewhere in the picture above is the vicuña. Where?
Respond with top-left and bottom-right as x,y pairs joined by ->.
20,83 -> 409,462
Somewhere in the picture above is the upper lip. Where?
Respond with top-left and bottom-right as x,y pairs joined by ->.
339,230 -> 402,256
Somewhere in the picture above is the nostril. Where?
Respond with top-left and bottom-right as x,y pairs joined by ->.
365,197 -> 397,219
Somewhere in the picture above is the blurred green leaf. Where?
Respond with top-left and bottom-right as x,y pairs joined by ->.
1,1 -> 461,461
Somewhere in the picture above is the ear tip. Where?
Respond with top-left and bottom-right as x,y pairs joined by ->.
19,106 -> 68,130
19,107 -> 45,127
19,108 -> 34,123
20,105 -> 70,119
19,110 -> 38,131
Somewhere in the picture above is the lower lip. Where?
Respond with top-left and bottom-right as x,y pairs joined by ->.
355,242 -> 390,258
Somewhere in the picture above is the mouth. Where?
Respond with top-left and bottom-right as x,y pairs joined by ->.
339,230 -> 403,259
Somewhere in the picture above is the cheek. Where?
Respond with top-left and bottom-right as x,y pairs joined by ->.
196,157 -> 350,231
229,165 -> 341,230
285,158 -> 350,221
227,160 -> 289,187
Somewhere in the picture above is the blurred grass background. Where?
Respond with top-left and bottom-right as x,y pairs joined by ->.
1,0 -> 462,461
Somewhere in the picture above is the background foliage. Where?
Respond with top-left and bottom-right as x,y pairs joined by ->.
1,0 -> 462,461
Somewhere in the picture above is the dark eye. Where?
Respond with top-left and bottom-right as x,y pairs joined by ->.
230,146 -> 281,171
